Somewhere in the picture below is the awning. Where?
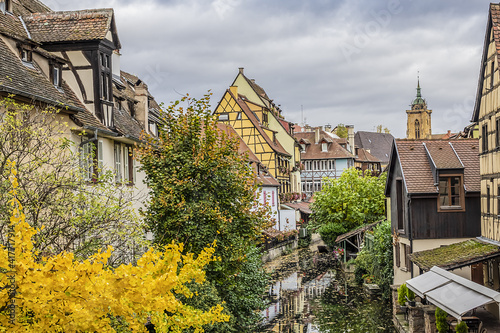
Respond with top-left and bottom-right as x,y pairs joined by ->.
406,266 -> 500,319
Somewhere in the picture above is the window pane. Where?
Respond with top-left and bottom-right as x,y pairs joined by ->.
439,179 -> 448,195
450,177 -> 460,195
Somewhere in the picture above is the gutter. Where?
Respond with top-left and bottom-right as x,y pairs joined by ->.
408,194 -> 414,278
83,125 -> 118,137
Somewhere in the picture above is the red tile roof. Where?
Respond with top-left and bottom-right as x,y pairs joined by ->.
356,148 -> 381,163
295,131 -> 354,160
23,9 -> 114,43
424,141 -> 463,169
395,139 -> 479,194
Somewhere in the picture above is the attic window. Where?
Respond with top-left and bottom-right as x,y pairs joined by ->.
0,0 -> 11,13
20,48 -> 32,63
321,142 -> 327,152
300,143 -> 306,152
50,64 -> 62,87
218,113 -> 229,121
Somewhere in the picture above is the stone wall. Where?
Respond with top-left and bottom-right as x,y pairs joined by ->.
423,305 -> 437,333
408,303 -> 424,333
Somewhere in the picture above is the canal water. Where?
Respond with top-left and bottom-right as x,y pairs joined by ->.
259,247 -> 395,332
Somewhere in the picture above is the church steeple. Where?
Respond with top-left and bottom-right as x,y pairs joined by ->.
406,76 -> 432,139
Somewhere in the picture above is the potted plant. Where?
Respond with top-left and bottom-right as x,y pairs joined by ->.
406,288 -> 416,307
435,307 -> 449,333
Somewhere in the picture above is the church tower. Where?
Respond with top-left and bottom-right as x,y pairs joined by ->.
406,79 -> 432,139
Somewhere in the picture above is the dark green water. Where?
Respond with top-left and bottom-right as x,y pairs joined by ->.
259,248 -> 395,333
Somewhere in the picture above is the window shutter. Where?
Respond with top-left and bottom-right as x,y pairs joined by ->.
132,149 -> 137,184
263,190 -> 267,204
272,191 -> 275,206
395,243 -> 400,268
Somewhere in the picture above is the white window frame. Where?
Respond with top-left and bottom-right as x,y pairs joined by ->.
97,140 -> 104,171
81,142 -> 94,182
114,143 -> 122,183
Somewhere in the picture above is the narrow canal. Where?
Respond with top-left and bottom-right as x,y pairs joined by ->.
259,246 -> 395,332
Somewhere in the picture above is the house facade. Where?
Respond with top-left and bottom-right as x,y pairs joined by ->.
385,139 -> 481,285
0,1 -> 159,251
471,3 -> 500,316
294,126 -> 355,199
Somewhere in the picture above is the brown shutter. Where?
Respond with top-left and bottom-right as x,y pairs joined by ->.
395,242 -> 400,268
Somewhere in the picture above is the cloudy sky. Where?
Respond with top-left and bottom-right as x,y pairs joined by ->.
47,0 -> 493,138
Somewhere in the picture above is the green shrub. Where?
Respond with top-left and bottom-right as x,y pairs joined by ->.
397,284 -> 408,306
435,307 -> 449,333
455,321 -> 468,333
407,287 -> 415,301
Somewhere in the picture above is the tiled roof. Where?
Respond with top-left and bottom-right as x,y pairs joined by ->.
0,9 -> 30,39
283,201 -> 312,214
410,239 -> 500,271
356,148 -> 381,163
0,37 -> 85,112
294,131 -> 354,160
113,107 -> 143,140
424,141 -> 463,169
12,0 -> 51,17
354,131 -> 394,165
395,139 -> 479,194
23,9 -> 114,43
231,91 -> 290,156
491,4 -> 500,64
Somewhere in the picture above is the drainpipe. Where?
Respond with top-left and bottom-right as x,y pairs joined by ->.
80,129 -> 98,147
408,194 -> 414,278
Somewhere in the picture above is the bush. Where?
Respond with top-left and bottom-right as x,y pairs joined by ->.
435,307 -> 449,333
397,284 -> 408,306
455,321 -> 468,333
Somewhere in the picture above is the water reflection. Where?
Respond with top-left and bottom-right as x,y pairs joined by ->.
260,248 -> 394,333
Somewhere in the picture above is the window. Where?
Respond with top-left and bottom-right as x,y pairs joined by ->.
300,143 -> 306,152
415,119 -> 420,139
482,124 -> 488,152
100,52 -> 112,101
114,143 -> 122,183
498,186 -> 500,217
51,64 -> 62,87
128,100 -> 136,118
20,48 -> 32,63
487,185 -> 491,215
321,142 -> 327,152
236,112 -> 242,120
0,0 -> 7,13
97,140 -> 104,171
262,112 -> 268,126
396,179 -> 404,230
123,146 -> 134,184
438,175 -> 463,210
81,142 -> 95,182
218,113 -> 229,121
491,61 -> 495,89
149,121 -> 158,136
496,118 -> 500,148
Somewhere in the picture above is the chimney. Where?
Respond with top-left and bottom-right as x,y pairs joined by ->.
304,124 -> 311,132
229,85 -> 238,97
134,83 -> 149,133
239,67 -> 244,74
346,125 -> 355,154
314,126 -> 321,144
325,124 -> 332,132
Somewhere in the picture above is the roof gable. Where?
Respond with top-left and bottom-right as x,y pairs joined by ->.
354,131 -> 394,165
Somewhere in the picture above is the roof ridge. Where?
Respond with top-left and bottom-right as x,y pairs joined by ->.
24,8 -> 113,19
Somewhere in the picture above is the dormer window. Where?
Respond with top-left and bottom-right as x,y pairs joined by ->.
100,52 -> 112,101
321,142 -> 328,152
50,63 -> 62,87
300,143 -> 306,152
20,48 -> 32,63
0,0 -> 11,13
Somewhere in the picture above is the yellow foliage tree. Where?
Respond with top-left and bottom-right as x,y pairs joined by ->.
0,161 -> 229,332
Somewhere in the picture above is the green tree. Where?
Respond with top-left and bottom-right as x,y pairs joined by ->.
310,168 -> 386,247
335,124 -> 348,138
138,93 -> 270,332
355,220 -> 393,301
435,307 -> 449,333
0,96 -> 144,265
376,124 -> 391,134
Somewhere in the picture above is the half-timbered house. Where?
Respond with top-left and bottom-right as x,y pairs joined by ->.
294,126 -> 355,199
0,0 -> 160,256
385,139 -> 481,285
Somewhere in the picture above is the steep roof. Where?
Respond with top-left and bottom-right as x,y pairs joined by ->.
354,131 -> 394,165
391,139 -> 479,194
356,148 -> 381,163
12,0 -> 52,16
473,4 -> 500,122
0,37 -> 85,112
23,9 -> 116,44
295,131 -> 354,160
226,90 -> 290,157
